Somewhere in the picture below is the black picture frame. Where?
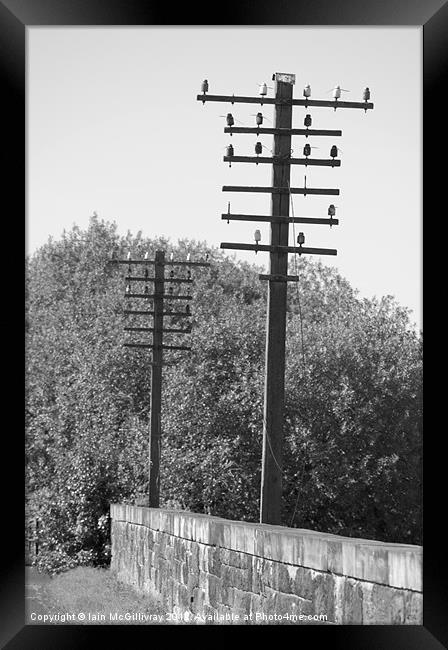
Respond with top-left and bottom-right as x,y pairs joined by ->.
4,0 -> 443,647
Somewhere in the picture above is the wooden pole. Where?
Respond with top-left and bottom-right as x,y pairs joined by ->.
149,250 -> 164,507
260,75 -> 293,525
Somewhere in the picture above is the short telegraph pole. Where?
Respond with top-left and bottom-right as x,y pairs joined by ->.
110,250 -> 210,508
149,250 -> 164,507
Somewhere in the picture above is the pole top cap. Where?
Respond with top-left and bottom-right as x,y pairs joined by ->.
273,72 -> 296,85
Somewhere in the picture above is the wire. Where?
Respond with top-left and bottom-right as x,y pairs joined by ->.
289,488 -> 301,528
287,180 -> 307,529
263,414 -> 283,474
287,180 -> 306,369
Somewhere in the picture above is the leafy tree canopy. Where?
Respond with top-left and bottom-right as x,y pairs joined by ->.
25,217 -> 422,572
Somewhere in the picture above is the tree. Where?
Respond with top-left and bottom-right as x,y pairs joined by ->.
25,217 -> 422,572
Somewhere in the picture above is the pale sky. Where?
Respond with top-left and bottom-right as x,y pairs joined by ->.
27,27 -> 422,330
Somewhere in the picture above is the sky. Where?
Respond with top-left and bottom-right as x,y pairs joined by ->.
27,27 -> 422,330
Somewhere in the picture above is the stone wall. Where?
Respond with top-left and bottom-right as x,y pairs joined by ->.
110,504 -> 422,625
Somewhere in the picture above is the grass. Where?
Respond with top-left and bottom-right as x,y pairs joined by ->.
28,566 -> 169,625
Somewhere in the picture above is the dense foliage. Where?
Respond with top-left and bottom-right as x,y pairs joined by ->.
25,217 -> 422,573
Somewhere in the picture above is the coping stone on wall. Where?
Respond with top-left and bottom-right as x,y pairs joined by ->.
110,505 -> 422,592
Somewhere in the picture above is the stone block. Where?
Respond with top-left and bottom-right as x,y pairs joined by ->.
192,587 -> 205,614
312,571 -> 336,621
302,535 -> 328,572
262,586 -> 278,615
158,510 -> 174,536
195,517 -> 211,545
390,590 -> 406,624
240,567 -> 253,592
203,604 -> 218,624
172,558 -> 181,582
341,578 -> 363,624
293,566 -> 314,600
342,541 -> 357,578
159,533 -> 168,557
174,536 -> 186,561
221,523 -> 234,549
327,541 -> 343,574
154,568 -> 161,592
165,577 -> 174,610
228,565 -> 245,591
206,545 -> 221,577
217,604 -> 233,623
172,513 -> 181,538
362,582 -> 396,625
158,558 -> 168,589
165,544 -> 174,564
219,547 -> 231,566
222,565 -> 250,591
177,583 -> 190,610
250,593 -> 264,618
205,574 -> 222,608
404,590 -> 423,624
172,582 -> 180,608
146,528 -> 154,549
187,571 -> 199,594
230,524 -> 256,555
187,544 -> 200,574
224,549 -> 251,569
198,570 -> 207,590
276,592 -> 301,618
276,563 -> 295,593
198,544 -> 207,572
261,559 -> 275,589
209,520 -> 226,547
221,585 -> 234,607
233,588 -> 252,617
256,529 -> 303,565
251,556 -> 263,594
355,545 -> 389,585
388,549 -> 422,591
298,597 -> 315,617
181,561 -> 189,585
221,564 -> 233,588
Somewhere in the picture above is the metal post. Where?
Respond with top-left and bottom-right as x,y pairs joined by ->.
260,75 -> 294,524
149,250 -> 164,507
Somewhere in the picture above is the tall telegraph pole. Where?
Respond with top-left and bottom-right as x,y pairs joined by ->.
197,72 -> 373,525
262,76 -> 293,523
